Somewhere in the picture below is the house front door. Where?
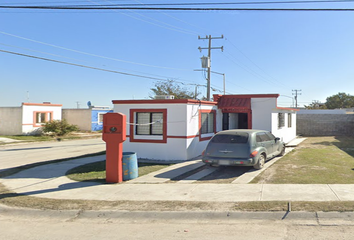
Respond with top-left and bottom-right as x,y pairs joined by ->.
222,113 -> 248,130
238,113 -> 248,129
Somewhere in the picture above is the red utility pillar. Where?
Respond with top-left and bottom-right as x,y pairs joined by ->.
102,112 -> 126,183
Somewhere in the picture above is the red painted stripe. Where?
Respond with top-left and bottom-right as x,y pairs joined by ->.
113,99 -> 217,106
23,103 -> 62,106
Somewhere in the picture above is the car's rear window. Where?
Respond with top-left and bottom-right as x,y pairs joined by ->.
211,133 -> 249,144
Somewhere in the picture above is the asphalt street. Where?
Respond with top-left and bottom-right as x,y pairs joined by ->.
0,138 -> 105,172
2,206 -> 354,240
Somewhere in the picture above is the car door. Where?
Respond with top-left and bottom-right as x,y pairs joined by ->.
266,132 -> 282,155
265,132 -> 277,157
256,132 -> 273,159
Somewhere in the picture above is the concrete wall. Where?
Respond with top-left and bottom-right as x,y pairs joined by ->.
297,114 -> 354,136
298,109 -> 347,115
62,109 -> 91,131
0,107 -> 22,135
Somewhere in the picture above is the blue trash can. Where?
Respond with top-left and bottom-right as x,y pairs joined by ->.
122,152 -> 138,181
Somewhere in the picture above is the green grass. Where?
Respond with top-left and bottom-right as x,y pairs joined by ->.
0,133 -> 100,144
66,161 -> 170,182
0,135 -> 53,142
252,136 -> 354,184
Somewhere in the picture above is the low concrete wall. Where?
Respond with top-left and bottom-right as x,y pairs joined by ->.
62,109 -> 91,131
297,114 -> 354,136
0,107 -> 22,135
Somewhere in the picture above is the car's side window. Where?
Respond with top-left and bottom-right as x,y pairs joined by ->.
266,132 -> 275,141
256,132 -> 270,142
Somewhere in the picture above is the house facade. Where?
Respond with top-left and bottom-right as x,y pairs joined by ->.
112,99 -> 218,161
0,102 -> 62,135
214,94 -> 297,144
112,94 -> 298,161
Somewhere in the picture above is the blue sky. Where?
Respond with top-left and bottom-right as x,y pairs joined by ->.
1,0 -> 354,108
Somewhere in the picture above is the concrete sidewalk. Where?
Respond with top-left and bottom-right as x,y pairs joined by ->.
2,152 -> 354,203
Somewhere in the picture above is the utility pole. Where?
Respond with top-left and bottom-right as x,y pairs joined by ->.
292,89 -> 302,108
198,35 -> 224,101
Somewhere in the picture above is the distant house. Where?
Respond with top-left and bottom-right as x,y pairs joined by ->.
0,102 -> 62,135
62,106 -> 112,132
91,106 -> 113,131
112,94 -> 298,161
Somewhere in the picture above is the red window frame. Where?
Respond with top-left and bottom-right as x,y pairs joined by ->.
199,109 -> 216,141
33,111 -> 53,127
129,109 -> 167,143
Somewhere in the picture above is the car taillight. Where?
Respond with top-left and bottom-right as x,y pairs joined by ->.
201,150 -> 205,156
250,150 -> 258,158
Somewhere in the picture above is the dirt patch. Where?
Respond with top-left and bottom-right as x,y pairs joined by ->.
256,165 -> 278,184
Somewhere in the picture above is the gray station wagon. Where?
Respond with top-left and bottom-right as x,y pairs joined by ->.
202,129 -> 285,169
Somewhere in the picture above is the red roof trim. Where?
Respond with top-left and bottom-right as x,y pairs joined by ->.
277,107 -> 299,112
112,99 -> 217,106
22,103 -> 62,107
217,94 -> 280,99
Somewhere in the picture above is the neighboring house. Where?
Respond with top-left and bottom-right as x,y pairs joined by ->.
112,94 -> 297,161
62,106 -> 112,132
91,106 -> 113,131
0,102 -> 62,135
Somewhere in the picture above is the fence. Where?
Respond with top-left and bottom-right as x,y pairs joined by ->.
297,114 -> 354,136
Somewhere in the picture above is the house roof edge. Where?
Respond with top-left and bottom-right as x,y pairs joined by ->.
112,99 -> 217,105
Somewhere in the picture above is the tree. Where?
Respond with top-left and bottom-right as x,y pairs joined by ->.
149,80 -> 200,99
325,92 -> 354,109
304,100 -> 327,109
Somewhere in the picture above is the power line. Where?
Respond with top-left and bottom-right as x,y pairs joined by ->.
129,0 -> 203,35
0,49 -> 208,91
225,38 -> 291,89
5,0 -> 354,6
0,30 -> 190,71
86,0 -> 199,36
2,5 -> 354,11
221,51 -> 288,90
0,41 -> 190,80
0,48 -> 169,81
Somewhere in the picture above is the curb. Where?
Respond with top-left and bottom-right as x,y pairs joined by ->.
1,204 -> 354,222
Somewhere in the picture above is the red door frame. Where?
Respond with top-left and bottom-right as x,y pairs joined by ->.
222,109 -> 252,129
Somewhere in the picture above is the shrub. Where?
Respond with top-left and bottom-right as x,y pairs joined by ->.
42,119 -> 79,136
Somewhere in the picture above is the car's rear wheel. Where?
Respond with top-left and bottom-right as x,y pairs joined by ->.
254,154 -> 265,170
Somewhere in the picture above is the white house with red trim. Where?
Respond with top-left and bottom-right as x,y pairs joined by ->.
112,94 -> 297,161
112,99 -> 218,161
0,102 -> 62,135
